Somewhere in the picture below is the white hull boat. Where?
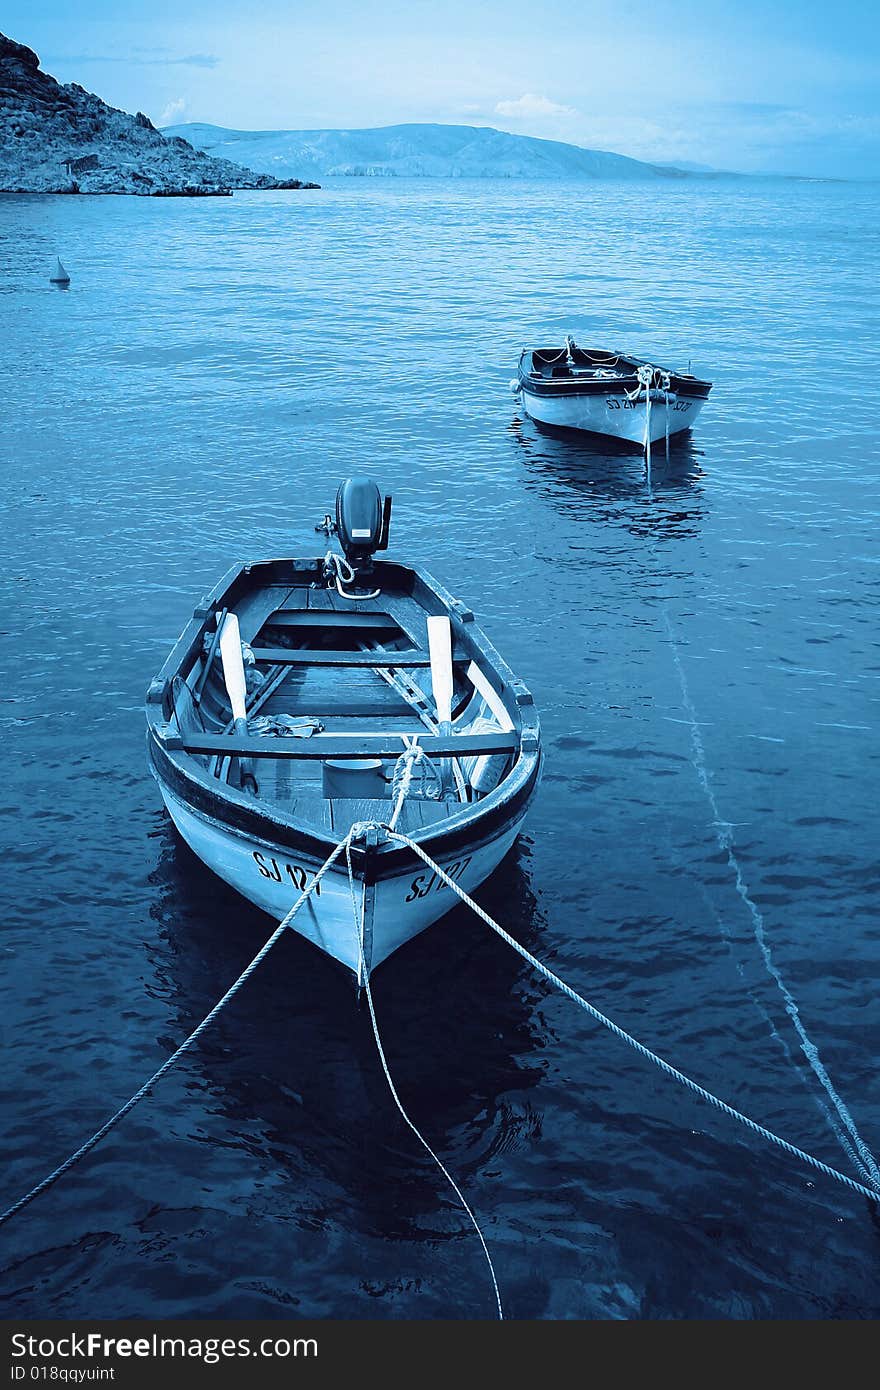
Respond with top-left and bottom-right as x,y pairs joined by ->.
147,479 -> 542,982
514,340 -> 712,451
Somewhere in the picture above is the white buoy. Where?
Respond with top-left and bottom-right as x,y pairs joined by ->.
50,258 -> 70,285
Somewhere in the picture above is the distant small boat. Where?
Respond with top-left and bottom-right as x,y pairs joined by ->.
146,479 -> 542,982
50,258 -> 70,285
514,338 -> 712,451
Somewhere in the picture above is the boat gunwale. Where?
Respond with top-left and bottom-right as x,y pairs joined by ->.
517,347 -> 713,399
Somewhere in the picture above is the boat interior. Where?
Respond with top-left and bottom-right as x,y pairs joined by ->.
528,345 -> 637,379
526,344 -> 705,385
170,579 -> 520,840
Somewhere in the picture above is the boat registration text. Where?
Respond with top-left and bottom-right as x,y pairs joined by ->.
406,857 -> 472,902
606,398 -> 693,413
253,851 -> 322,894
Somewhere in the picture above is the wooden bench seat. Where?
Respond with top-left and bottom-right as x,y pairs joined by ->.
172,731 -> 518,759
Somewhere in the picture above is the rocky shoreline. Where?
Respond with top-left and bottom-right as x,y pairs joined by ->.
0,33 -> 319,196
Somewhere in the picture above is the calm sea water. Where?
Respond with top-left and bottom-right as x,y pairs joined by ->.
1,178 -> 879,1319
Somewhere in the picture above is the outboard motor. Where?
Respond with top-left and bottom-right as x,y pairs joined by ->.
316,477 -> 392,598
336,477 -> 391,570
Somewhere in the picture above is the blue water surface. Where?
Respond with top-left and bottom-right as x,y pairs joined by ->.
1,178 -> 878,1319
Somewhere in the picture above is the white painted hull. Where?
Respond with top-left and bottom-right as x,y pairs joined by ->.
520,387 -> 705,447
162,789 -> 522,977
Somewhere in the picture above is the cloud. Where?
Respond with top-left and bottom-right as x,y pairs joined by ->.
169,55 -> 219,70
562,103 -> 880,176
49,52 -> 219,70
494,94 -> 578,120
159,97 -> 188,126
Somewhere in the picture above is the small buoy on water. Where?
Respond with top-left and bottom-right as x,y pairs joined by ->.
49,257 -> 70,285
509,378 -> 521,393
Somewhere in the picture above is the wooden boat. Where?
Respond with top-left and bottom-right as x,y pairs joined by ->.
514,338 -> 712,451
146,479 -> 542,982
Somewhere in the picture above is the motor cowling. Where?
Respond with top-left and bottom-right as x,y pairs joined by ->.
335,477 -> 392,573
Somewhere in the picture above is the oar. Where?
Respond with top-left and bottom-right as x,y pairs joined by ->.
427,615 -> 454,725
219,612 -> 258,794
427,615 -> 455,792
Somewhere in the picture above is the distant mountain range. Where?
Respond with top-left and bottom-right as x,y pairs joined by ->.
165,122 -> 709,181
655,159 -> 726,174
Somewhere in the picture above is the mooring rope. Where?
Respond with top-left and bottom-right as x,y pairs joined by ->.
661,370 -> 672,465
388,741 -> 442,830
0,835 -> 352,1229
660,610 -> 880,1191
628,363 -> 658,482
5,798 -> 876,1318
0,816 -> 506,1318
323,549 -> 380,602
343,833 -> 504,1320
381,828 -> 880,1209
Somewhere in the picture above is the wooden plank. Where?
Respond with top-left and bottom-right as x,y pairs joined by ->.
306,587 -> 335,611
235,588 -> 301,644
170,731 -> 518,759
267,698 -> 415,721
377,593 -> 429,649
274,589 -> 310,612
269,609 -> 401,628
333,588 -> 424,648
397,796 -> 463,830
372,661 -> 435,722
171,676 -> 205,735
325,586 -> 371,616
249,647 -> 437,667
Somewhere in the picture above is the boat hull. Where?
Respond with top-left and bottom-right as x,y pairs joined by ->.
519,385 -> 705,448
161,787 -> 524,976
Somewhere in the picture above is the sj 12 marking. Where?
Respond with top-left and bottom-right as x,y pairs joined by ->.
253,850 -> 322,895
405,856 -> 472,903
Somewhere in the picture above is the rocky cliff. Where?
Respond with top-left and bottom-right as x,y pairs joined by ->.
0,34 -> 319,195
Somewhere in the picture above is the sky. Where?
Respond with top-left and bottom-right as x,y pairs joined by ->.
6,1 -> 880,176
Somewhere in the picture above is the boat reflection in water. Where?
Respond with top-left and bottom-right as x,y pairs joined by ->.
146,814 -> 549,1239
508,409 -> 708,542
